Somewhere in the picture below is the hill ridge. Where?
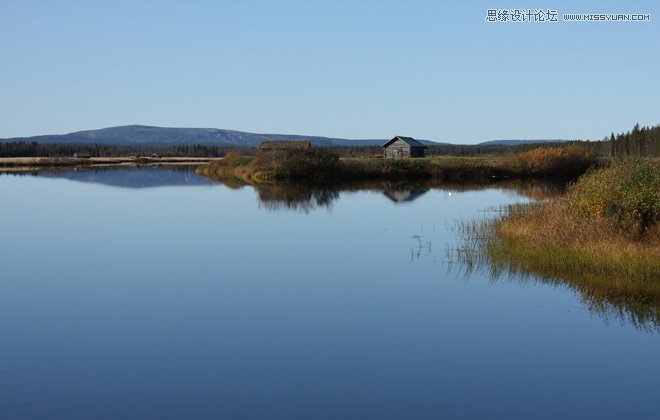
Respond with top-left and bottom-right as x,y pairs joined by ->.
0,125 -> 569,147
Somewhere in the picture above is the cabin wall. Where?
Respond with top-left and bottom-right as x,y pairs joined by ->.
410,147 -> 425,158
385,146 -> 411,158
384,139 -> 425,158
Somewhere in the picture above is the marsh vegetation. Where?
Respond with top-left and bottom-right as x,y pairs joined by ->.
200,145 -> 597,184
453,159 -> 660,329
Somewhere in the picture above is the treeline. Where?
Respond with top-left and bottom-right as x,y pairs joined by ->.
0,142 -> 232,158
328,144 -> 510,157
335,124 -> 660,158
2,123 -> 658,158
0,142 -> 510,158
512,123 -> 660,157
427,144 -> 509,156
608,123 -> 660,157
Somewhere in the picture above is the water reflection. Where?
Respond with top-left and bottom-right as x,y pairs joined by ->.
209,177 -> 564,213
479,259 -> 659,333
2,166 -> 659,417
0,165 -> 213,188
450,215 -> 660,332
256,184 -> 340,213
383,188 -> 429,203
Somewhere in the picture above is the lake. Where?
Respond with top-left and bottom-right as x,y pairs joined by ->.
1,166 -> 658,419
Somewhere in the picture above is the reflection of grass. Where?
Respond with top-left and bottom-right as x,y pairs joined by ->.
201,172 -> 565,214
453,160 -> 660,330
452,215 -> 660,331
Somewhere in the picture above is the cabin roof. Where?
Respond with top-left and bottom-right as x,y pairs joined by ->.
259,140 -> 312,149
381,136 -> 427,148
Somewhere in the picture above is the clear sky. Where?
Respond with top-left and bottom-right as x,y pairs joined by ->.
1,0 -> 658,143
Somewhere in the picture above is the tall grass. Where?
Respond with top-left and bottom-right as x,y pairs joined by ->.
251,148 -> 340,181
203,146 -> 597,184
453,160 -> 660,329
513,146 -> 596,178
495,160 -> 660,277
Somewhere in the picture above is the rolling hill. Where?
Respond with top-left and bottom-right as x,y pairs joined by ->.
0,125 -> 570,148
0,125 -> 438,147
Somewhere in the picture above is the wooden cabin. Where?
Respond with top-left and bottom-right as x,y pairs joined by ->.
382,136 -> 427,158
73,152 -> 91,159
259,140 -> 312,150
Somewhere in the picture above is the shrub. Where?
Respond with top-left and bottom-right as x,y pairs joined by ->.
517,146 -> 595,178
566,159 -> 660,232
251,148 -> 341,180
220,151 -> 251,167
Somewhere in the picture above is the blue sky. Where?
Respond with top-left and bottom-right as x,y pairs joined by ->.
1,0 -> 658,143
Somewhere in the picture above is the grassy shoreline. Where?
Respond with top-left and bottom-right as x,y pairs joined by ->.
199,146 -> 599,184
456,160 -> 660,327
492,160 -> 659,277
492,206 -> 660,280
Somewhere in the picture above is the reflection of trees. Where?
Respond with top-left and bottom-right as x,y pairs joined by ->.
497,179 -> 565,201
214,176 -> 247,190
439,178 -> 564,201
206,176 -> 565,214
253,181 -> 433,213
255,184 -> 340,213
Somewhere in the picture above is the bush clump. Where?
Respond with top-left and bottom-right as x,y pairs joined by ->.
251,148 -> 341,181
490,159 -> 660,282
566,159 -> 660,233
221,150 -> 252,167
516,146 -> 596,178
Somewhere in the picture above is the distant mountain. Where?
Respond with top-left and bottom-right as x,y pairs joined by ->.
1,125 -> 571,148
0,125 -> 439,147
477,139 -> 569,146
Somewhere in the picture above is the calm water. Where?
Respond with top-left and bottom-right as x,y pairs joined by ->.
1,166 -> 658,419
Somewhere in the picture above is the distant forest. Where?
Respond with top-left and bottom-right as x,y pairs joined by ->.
1,123 -> 658,158
509,123 -> 660,158
0,143 -> 229,158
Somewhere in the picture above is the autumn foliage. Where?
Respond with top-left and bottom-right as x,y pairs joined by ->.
516,146 -> 596,178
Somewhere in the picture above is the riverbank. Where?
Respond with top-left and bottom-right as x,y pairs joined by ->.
199,146 -> 598,184
0,156 -> 219,171
492,160 -> 659,277
456,159 -> 660,326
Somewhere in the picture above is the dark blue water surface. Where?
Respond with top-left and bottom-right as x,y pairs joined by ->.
0,167 -> 658,419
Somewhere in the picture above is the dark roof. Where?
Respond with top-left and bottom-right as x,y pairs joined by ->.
381,136 -> 427,148
259,140 -> 312,149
